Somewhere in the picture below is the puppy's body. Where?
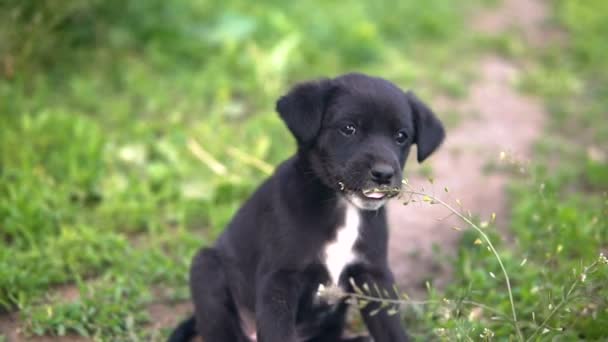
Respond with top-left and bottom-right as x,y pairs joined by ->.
169,74 -> 445,342
198,157 -> 391,341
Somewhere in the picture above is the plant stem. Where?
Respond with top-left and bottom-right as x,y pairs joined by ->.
403,187 -> 525,341
526,262 -> 597,341
347,291 -> 511,321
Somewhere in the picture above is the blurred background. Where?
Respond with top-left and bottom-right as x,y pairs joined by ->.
0,0 -> 606,340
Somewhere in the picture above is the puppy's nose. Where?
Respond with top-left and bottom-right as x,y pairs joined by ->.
370,163 -> 394,184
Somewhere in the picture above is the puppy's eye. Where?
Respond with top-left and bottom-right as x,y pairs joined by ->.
340,124 -> 357,136
395,131 -> 409,144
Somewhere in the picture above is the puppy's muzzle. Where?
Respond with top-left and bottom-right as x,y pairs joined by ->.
370,163 -> 395,185
359,162 -> 401,200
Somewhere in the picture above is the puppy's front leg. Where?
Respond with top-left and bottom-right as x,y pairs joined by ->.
349,266 -> 409,342
256,270 -> 300,342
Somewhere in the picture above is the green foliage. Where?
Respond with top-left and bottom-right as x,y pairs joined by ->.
5,0 -> 604,339
0,0 -> 477,339
440,0 -> 608,340
443,180 -> 608,339
557,0 -> 608,76
22,277 -> 148,339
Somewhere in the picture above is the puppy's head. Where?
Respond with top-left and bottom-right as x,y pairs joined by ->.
277,73 -> 445,210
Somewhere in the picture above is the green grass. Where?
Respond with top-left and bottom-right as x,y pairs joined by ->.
0,0 -> 479,340
2,0 -> 606,340
435,0 -> 608,340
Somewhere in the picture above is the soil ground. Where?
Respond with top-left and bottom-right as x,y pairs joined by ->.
387,0 -> 549,298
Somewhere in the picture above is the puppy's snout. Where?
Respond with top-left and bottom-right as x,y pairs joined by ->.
370,163 -> 395,185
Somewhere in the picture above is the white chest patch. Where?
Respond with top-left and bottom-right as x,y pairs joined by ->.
323,203 -> 361,284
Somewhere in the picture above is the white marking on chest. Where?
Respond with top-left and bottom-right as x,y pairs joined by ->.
323,203 -> 361,284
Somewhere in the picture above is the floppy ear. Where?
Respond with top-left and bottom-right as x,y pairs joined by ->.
276,79 -> 334,146
407,91 -> 445,162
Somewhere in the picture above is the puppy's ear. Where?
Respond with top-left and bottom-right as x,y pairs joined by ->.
407,91 -> 445,162
276,79 -> 334,146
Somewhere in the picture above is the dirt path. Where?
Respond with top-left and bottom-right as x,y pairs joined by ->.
387,0 -> 549,298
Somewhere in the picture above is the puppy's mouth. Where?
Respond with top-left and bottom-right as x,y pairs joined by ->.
361,187 -> 399,200
339,182 -> 401,210
361,187 -> 401,200
338,182 -> 401,199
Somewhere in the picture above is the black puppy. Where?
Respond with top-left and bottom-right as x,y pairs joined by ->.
168,73 -> 444,342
